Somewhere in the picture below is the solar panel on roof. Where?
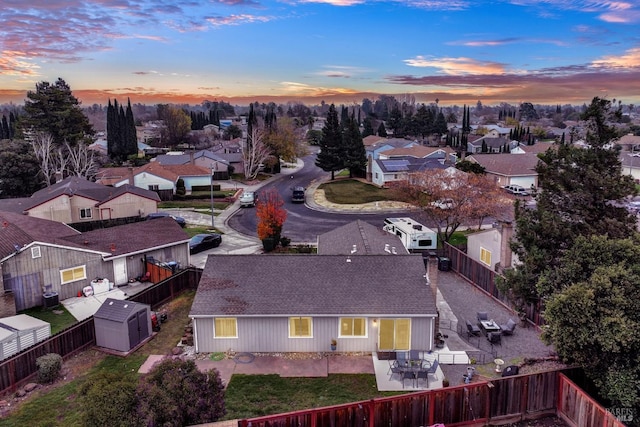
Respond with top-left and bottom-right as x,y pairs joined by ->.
383,160 -> 409,171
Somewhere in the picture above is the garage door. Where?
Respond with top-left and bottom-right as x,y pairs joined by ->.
510,177 -> 535,188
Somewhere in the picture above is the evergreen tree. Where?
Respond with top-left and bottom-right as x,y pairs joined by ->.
362,117 -> 374,138
343,113 -> 367,178
315,104 -> 343,180
125,98 -> 138,157
377,122 -> 387,137
21,78 -> 94,145
0,116 -> 8,140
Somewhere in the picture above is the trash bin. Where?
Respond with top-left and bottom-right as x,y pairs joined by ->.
438,256 -> 451,271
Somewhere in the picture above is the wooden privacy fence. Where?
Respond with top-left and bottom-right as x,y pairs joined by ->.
443,243 -> 545,327
239,370 -> 566,427
0,267 -> 202,395
0,318 -> 96,395
557,374 -> 627,427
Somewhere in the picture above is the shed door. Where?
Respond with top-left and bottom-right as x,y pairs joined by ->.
127,315 -> 140,350
137,310 -> 149,341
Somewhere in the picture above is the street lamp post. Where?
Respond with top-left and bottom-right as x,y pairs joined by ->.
210,164 -> 215,229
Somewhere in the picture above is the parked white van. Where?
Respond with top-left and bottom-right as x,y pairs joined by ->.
503,185 -> 530,196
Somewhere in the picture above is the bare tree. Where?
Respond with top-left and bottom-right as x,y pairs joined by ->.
243,128 -> 271,180
66,142 -> 97,179
53,145 -> 69,183
31,132 -> 55,186
391,169 -> 510,243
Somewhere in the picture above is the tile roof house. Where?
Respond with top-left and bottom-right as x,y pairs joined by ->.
0,212 -> 189,311
0,176 -> 160,224
189,254 -> 437,354
317,220 -> 407,255
467,136 -> 518,154
154,150 -> 231,180
467,153 -> 541,188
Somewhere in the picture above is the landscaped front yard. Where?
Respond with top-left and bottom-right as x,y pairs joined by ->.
319,179 -> 402,204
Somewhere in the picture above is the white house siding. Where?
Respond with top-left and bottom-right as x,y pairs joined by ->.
180,176 -> 210,192
132,173 -> 174,192
467,229 -> 502,271
192,316 -> 434,354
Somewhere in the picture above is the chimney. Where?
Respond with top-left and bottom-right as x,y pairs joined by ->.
54,171 -> 63,183
427,253 -> 439,298
128,167 -> 134,185
499,221 -> 514,272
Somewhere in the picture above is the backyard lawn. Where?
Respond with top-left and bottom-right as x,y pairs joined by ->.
0,290 -> 402,426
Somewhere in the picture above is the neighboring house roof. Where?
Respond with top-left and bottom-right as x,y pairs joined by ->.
366,138 -> 416,152
0,211 -> 80,260
95,167 -> 132,186
517,142 -> 556,154
317,220 -> 407,255
0,176 -> 160,212
375,157 -> 448,174
0,212 -> 187,261
162,164 -> 212,177
468,153 -> 541,177
379,145 -> 454,158
155,150 -> 230,166
191,255 -> 437,317
363,135 -> 386,147
469,137 -> 511,149
617,134 -> 640,148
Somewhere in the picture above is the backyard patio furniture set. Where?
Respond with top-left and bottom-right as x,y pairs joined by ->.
386,350 -> 439,388
466,312 -> 517,346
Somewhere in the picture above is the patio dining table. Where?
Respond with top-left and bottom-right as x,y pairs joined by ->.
479,319 -> 501,335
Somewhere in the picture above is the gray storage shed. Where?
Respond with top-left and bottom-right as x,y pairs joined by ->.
0,314 -> 51,352
94,298 -> 152,353
0,327 -> 18,360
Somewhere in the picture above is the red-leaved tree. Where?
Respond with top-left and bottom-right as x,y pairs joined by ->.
256,188 -> 287,250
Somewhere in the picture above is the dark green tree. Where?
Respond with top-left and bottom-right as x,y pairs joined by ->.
343,114 -> 367,178
124,98 -> 138,156
135,359 -> 225,427
223,124 -> 242,140
80,373 -> 139,427
362,117 -> 375,137
455,160 -> 485,174
542,235 -> 640,409
0,139 -> 43,197
502,97 -> 637,306
377,121 -> 387,137
21,78 -> 94,146
315,104 -> 343,180
387,103 -> 403,137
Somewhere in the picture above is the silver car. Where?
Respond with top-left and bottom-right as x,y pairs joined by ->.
239,191 -> 256,207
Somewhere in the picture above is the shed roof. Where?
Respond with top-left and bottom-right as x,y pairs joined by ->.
191,255 -> 437,318
0,314 -> 50,331
94,298 -> 148,323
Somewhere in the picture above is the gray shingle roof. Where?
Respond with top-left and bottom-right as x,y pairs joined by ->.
190,255 -> 437,317
376,157 -> 448,173
317,220 -> 406,255
94,298 -> 148,322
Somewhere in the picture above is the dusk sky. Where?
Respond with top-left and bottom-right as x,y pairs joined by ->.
2,0 -> 640,107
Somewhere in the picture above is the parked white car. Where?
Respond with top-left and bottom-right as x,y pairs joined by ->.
503,185 -> 530,196
430,198 -> 454,209
239,191 -> 257,207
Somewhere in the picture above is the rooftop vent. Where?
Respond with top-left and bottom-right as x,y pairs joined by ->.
413,224 -> 422,230
351,245 -> 357,254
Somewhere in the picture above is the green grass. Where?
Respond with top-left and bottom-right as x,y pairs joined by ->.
224,374 -> 402,420
447,230 -> 473,247
319,179 -> 401,204
184,225 -> 222,237
158,200 -> 230,210
21,305 -> 77,335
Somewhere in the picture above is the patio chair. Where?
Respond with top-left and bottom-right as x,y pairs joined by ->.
477,312 -> 489,322
424,359 -> 439,380
500,318 -> 517,336
388,364 -> 403,381
416,369 -> 429,387
402,370 -> 415,388
487,332 -> 502,346
466,320 -> 481,337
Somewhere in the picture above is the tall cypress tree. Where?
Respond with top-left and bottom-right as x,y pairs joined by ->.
343,113 -> 367,178
315,104 -> 343,180
107,99 -> 117,158
125,98 -> 138,157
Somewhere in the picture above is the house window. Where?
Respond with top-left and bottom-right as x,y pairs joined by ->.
79,208 -> 92,219
480,247 -> 492,266
375,173 -> 379,179
339,317 -> 366,337
214,318 -> 237,338
60,265 -> 86,284
289,317 -> 312,338
31,246 -> 41,259
148,185 -> 159,191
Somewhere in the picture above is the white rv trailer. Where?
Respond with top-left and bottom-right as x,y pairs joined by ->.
383,217 -> 437,251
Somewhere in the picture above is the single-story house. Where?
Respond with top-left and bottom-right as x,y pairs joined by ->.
317,220 -> 407,255
466,221 -> 515,273
154,150 -> 231,180
0,176 -> 160,224
467,153 -> 541,188
189,254 -> 437,354
371,157 -> 452,187
0,212 -> 189,311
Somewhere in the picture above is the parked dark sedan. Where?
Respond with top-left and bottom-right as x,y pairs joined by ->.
145,212 -> 187,227
189,233 -> 222,254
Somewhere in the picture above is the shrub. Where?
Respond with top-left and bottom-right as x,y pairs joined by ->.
280,236 -> 291,247
36,353 -> 62,384
80,372 -> 139,427
176,178 -> 186,196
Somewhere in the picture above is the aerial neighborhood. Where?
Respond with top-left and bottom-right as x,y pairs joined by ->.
0,84 -> 638,426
